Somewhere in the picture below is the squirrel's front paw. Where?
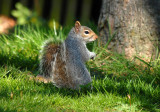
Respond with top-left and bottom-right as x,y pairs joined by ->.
90,52 -> 96,60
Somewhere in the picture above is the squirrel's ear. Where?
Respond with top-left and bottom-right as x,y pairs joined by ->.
75,21 -> 81,33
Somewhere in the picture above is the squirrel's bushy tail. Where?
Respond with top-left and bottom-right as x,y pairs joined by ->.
39,38 -> 71,88
39,39 -> 61,78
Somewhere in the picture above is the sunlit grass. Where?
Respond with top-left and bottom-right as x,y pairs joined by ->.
0,24 -> 159,112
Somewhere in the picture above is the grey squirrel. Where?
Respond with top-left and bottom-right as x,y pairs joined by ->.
37,21 -> 98,89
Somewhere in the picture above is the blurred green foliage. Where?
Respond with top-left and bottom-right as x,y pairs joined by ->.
11,3 -> 45,25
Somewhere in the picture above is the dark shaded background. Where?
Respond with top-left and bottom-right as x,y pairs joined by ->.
0,0 -> 102,25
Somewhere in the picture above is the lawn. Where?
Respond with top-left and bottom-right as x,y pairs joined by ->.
0,24 -> 160,112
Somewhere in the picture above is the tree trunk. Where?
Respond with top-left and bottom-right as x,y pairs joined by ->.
98,0 -> 160,62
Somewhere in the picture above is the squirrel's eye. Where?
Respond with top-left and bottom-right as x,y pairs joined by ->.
84,30 -> 89,34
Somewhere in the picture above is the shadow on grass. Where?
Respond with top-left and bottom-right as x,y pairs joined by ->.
90,67 -> 160,112
0,107 -> 17,112
0,54 -> 39,72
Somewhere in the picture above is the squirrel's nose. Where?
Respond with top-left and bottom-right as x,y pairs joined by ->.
94,35 -> 98,40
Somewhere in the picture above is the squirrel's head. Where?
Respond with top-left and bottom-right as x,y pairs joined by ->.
74,21 -> 98,42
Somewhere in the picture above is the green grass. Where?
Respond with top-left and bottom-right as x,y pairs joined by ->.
0,24 -> 160,112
